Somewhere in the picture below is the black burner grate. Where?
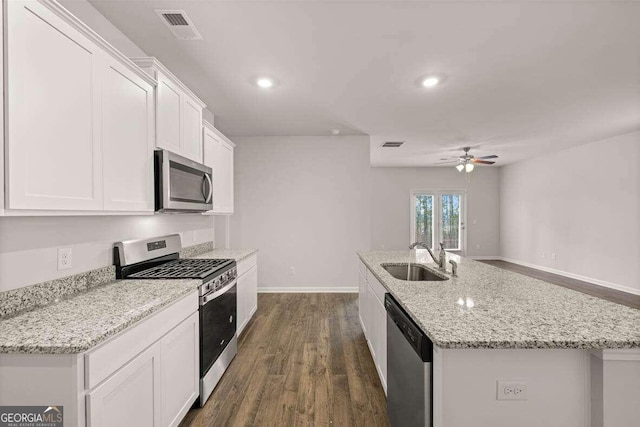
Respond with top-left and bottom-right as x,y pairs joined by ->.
128,258 -> 232,279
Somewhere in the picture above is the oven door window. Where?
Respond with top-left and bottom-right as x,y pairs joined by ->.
169,161 -> 210,204
200,284 -> 237,375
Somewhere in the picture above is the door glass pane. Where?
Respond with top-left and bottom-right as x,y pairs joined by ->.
441,194 -> 461,250
414,195 -> 433,249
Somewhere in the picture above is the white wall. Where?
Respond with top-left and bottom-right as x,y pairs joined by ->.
500,131 -> 640,294
230,136 -> 372,291
230,136 -> 501,290
0,215 -> 213,292
0,0 -> 214,292
370,167 -> 501,257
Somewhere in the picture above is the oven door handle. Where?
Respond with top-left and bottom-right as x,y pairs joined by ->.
201,279 -> 236,306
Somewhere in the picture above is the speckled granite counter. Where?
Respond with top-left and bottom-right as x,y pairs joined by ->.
358,250 -> 640,350
192,248 -> 258,262
0,279 -> 199,354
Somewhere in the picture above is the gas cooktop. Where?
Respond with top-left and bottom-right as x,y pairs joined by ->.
127,258 -> 233,280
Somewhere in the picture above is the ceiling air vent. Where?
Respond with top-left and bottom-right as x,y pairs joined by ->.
156,10 -> 203,40
382,141 -> 404,148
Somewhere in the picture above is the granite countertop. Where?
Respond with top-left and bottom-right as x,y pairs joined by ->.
192,248 -> 258,262
0,279 -> 199,354
358,250 -> 640,350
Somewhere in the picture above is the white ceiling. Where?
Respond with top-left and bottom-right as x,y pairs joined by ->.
87,0 -> 640,166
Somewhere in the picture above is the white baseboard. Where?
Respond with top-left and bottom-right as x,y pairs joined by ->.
466,255 -> 502,260
258,286 -> 358,293
499,256 -> 640,297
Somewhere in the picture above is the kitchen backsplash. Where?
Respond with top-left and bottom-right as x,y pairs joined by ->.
0,241 -> 214,319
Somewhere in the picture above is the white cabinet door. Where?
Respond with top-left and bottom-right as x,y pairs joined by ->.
365,281 -> 377,360
87,341 -> 162,427
358,270 -> 368,335
203,125 -> 234,214
156,74 -> 182,154
237,265 -> 258,336
374,296 -> 387,392
6,0 -> 103,210
245,265 -> 258,321
236,270 -> 249,336
102,60 -> 155,211
217,141 -> 234,213
181,97 -> 203,162
160,312 -> 199,427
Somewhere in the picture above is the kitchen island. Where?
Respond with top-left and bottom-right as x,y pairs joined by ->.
357,250 -> 640,427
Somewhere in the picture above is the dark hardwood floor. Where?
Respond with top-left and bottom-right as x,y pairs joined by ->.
179,293 -> 390,427
480,260 -> 640,310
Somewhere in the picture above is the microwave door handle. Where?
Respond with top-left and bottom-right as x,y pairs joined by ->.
204,173 -> 213,203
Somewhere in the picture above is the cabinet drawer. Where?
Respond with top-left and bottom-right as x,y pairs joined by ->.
366,269 -> 387,304
85,290 -> 198,390
237,254 -> 257,277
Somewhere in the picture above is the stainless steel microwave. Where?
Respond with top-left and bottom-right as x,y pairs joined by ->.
155,150 -> 213,212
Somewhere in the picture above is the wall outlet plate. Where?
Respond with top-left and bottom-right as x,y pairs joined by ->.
497,380 -> 527,401
58,247 -> 72,270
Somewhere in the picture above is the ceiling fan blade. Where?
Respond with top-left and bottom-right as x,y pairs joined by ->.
476,155 -> 498,159
472,159 -> 495,165
434,160 -> 459,165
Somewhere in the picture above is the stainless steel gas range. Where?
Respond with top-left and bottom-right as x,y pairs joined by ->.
114,234 -> 237,406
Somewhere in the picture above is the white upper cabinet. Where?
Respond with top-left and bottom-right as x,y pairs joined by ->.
5,0 -> 156,214
131,58 -> 206,163
7,0 -> 104,211
102,60 -> 155,212
156,74 -> 182,153
182,98 -> 204,162
203,121 -> 235,214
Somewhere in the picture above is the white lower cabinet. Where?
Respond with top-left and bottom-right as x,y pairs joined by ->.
160,313 -> 199,427
0,292 -> 199,427
87,306 -> 198,427
87,341 -> 162,427
236,255 -> 258,336
358,259 -> 387,394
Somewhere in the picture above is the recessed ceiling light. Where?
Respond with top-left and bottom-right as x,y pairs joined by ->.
421,76 -> 440,88
331,129 -> 341,135
256,77 -> 275,89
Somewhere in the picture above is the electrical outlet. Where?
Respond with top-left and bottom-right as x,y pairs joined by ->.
497,380 -> 527,401
476,244 -> 481,249
58,247 -> 72,270
542,252 -> 546,259
289,267 -> 295,275
552,253 -> 557,260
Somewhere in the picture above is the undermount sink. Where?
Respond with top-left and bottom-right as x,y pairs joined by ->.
382,264 -> 449,282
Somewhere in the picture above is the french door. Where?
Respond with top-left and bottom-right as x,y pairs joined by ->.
411,190 -> 466,255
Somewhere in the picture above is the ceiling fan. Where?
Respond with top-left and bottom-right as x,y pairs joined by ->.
435,147 -> 498,173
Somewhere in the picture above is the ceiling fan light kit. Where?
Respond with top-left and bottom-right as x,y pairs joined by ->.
439,146 -> 498,174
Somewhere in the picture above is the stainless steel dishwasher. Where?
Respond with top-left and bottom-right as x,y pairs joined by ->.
385,293 -> 433,427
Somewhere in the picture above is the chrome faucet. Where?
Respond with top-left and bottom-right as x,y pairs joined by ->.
449,260 -> 458,276
409,242 -> 446,271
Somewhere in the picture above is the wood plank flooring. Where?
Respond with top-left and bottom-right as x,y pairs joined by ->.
480,260 -> 640,309
179,293 -> 390,427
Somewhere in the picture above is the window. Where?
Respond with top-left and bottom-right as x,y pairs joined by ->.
411,190 -> 465,253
